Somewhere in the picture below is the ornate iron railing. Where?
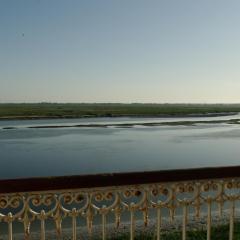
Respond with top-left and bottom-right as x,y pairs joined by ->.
1,166 -> 240,240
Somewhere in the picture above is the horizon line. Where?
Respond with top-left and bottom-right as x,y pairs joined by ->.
1,102 -> 240,105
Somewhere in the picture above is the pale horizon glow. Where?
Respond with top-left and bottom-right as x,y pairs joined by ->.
1,1 -> 240,103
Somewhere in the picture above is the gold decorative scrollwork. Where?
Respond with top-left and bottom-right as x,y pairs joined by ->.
0,178 -> 240,238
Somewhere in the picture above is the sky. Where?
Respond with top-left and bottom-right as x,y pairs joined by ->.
0,0 -> 240,103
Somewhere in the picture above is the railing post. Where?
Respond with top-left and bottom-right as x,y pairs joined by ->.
229,200 -> 235,240
130,203 -> 135,240
102,206 -> 107,240
40,210 -> 46,240
182,203 -> 187,240
7,213 -> 13,240
156,207 -> 161,240
207,198 -> 212,240
72,208 -> 77,240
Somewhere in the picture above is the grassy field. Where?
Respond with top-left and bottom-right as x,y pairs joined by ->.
1,103 -> 240,120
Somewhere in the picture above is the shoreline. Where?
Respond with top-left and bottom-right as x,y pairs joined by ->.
0,112 -> 238,121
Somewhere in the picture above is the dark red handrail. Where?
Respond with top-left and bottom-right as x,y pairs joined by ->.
0,165 -> 239,194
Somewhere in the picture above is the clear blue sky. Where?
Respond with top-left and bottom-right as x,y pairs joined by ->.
1,0 -> 240,103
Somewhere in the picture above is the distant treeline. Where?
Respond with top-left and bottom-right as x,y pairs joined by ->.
0,103 -> 240,119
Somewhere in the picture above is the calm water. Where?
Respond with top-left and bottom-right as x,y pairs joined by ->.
1,114 -> 240,179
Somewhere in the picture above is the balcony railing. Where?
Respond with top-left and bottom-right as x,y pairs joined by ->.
1,166 -> 240,240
